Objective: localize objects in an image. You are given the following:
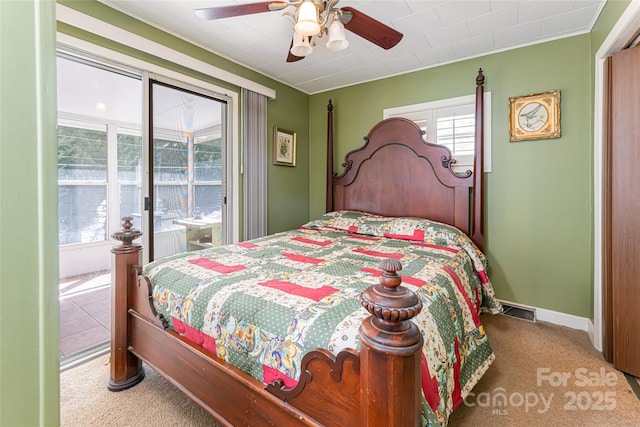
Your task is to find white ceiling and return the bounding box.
[57,56,223,130]
[99,0,606,94]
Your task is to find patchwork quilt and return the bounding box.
[144,210,502,426]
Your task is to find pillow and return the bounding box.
[301,211,502,314]
[302,210,378,234]
[302,211,488,273]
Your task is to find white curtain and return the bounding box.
[242,89,267,240]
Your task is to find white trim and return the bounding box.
[106,122,119,237]
[383,92,492,173]
[499,299,592,333]
[537,309,593,333]
[141,72,151,264]
[55,3,275,99]
[58,111,139,132]
[56,34,236,102]
[587,319,595,347]
[593,0,640,352]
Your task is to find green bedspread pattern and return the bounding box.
[144,211,502,425]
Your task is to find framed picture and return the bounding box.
[273,127,296,166]
[509,90,561,142]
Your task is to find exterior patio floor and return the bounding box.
[59,271,111,362]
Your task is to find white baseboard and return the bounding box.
[498,299,594,335]
[586,319,596,350]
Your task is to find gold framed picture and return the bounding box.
[273,127,296,166]
[509,90,561,142]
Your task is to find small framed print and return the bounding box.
[273,127,296,166]
[509,90,561,142]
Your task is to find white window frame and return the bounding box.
[383,93,492,173]
[58,113,144,245]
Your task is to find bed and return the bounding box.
[108,68,499,426]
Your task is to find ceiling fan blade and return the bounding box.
[287,52,306,62]
[341,7,403,50]
[286,37,306,63]
[195,2,279,20]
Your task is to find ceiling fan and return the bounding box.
[195,0,403,62]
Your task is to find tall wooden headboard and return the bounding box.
[326,69,485,249]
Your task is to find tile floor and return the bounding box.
[59,271,111,361]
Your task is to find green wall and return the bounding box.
[0,0,631,425]
[58,0,310,236]
[0,0,60,425]
[308,0,632,318]
[310,34,596,319]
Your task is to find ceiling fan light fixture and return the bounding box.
[325,15,349,52]
[294,0,321,37]
[290,31,313,57]
[194,1,404,63]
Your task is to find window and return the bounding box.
[57,54,143,248]
[384,93,491,174]
[194,135,223,221]
[57,120,145,245]
[57,122,109,245]
[150,134,223,230]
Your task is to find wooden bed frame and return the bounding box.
[109,69,486,426]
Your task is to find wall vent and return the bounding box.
[500,303,536,322]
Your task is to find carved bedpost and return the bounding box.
[358,259,423,426]
[326,99,334,212]
[108,217,145,391]
[472,68,485,250]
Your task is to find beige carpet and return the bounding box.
[449,315,640,426]
[61,314,640,426]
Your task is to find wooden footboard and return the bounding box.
[109,218,423,426]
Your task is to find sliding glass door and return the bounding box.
[147,80,227,261]
[56,49,234,361]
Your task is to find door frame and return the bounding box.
[593,0,640,352]
[143,73,233,262]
